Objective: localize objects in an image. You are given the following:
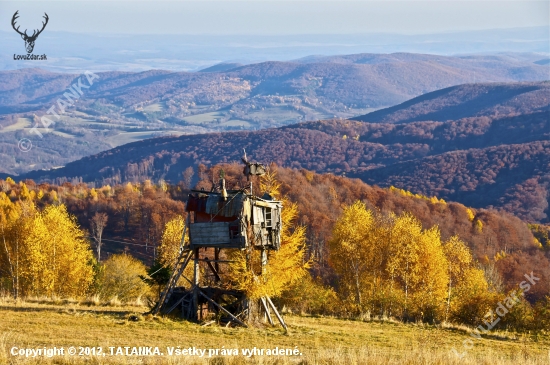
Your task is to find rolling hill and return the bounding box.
[0,54,548,176]
[17,81,550,222]
[352,81,550,123]
[352,141,550,222]
[2,54,547,111]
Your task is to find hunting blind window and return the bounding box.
[265,208,272,228]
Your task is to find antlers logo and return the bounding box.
[12,11,49,54]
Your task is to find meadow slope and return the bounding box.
[1,299,549,365]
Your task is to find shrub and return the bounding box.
[279,275,338,315]
[95,254,150,303]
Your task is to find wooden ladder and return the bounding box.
[152,247,193,315]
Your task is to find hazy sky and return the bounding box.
[0,1,547,35]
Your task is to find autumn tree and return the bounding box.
[0,192,24,297]
[17,204,94,297]
[328,201,380,313]
[115,183,139,234]
[90,212,108,262]
[329,202,449,321]
[1,189,95,299]
[158,215,186,266]
[442,235,490,322]
[402,222,448,322]
[182,166,195,190]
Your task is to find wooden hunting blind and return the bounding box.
[152,153,287,330]
[187,190,282,250]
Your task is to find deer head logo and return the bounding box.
[12,11,49,54]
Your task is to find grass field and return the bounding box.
[143,103,164,112]
[0,118,32,133]
[183,112,225,125]
[246,106,305,124]
[0,298,549,365]
[105,131,187,147]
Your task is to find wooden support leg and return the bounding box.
[266,296,288,331]
[205,258,221,281]
[260,297,274,326]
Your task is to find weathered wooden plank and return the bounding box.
[192,233,230,240]
[195,235,231,241]
[192,231,230,237]
[192,234,230,240]
[192,242,244,248]
[191,223,230,229]
[193,236,230,242]
[196,236,229,242]
[153,249,193,315]
[192,240,230,244]
[190,222,230,229]
[253,200,282,208]
[191,227,230,234]
[193,222,229,226]
[190,222,231,246]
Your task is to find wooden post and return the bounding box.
[192,247,200,321]
[214,248,220,277]
[266,296,288,331]
[261,297,274,325]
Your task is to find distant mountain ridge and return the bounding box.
[1,27,548,73]
[353,81,550,123]
[198,63,244,73]
[1,53,548,109]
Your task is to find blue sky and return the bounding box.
[0,1,547,35]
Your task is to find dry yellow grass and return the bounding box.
[0,297,549,364]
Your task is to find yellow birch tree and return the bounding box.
[227,169,309,299]
[328,201,380,313]
[18,205,94,298]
